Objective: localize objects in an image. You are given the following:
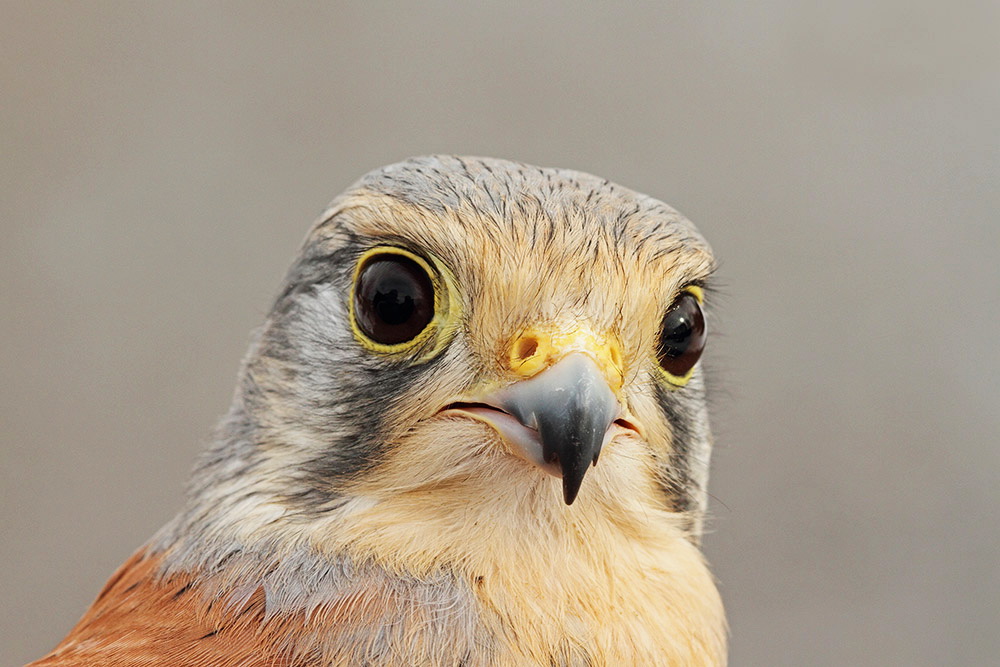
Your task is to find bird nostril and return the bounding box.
[514,336,539,361]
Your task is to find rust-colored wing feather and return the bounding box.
[29,551,303,667]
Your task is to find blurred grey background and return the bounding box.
[2,2,998,665]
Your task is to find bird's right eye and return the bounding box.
[352,250,437,348]
[656,286,707,386]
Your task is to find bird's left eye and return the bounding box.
[353,252,436,346]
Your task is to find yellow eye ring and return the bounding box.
[656,285,706,387]
[684,284,705,304]
[349,246,460,362]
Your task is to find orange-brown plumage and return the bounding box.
[34,551,447,666]
[31,551,288,666]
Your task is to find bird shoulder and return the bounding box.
[28,550,304,666]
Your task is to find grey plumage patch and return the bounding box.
[654,374,712,524]
[351,155,712,265]
[152,538,488,665]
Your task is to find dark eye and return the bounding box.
[354,253,435,345]
[656,290,706,380]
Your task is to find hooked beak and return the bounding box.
[443,352,632,504]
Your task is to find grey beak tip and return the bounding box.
[562,476,583,505]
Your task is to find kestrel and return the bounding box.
[32,156,726,666]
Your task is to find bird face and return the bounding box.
[237,157,716,539]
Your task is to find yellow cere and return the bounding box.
[508,325,625,391]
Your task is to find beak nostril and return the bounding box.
[514,336,539,361]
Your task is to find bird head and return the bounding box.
[173,156,717,569]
